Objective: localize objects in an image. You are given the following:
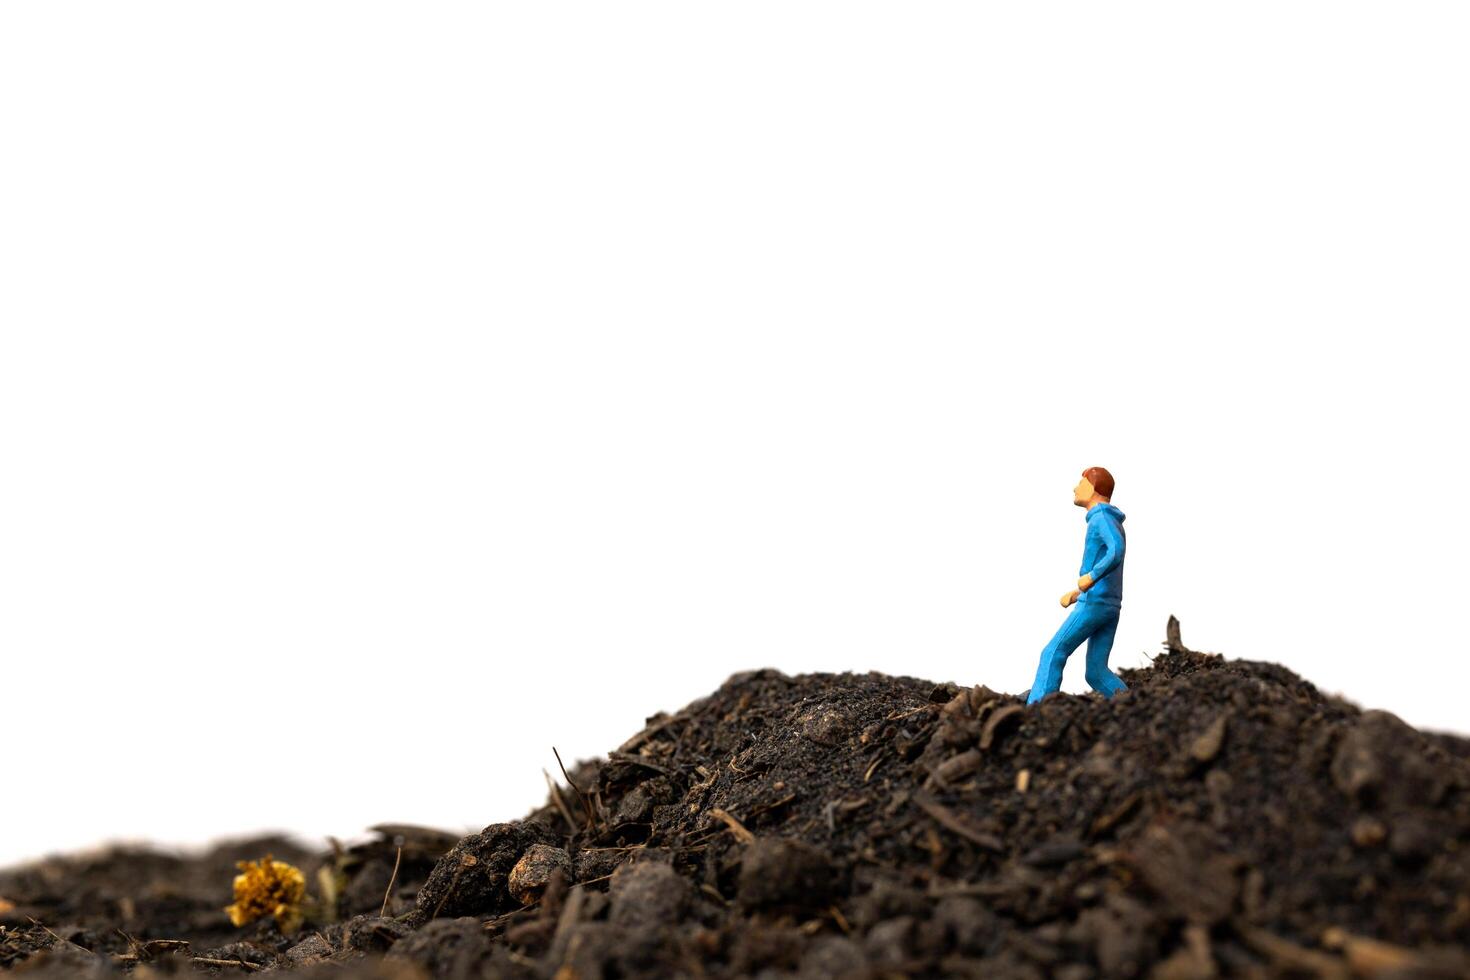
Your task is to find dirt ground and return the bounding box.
[4,619,1469,978]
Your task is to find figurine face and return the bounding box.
[1072,476,1095,507]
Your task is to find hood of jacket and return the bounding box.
[1086,502,1125,524]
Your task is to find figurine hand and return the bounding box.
[1061,590,1080,608]
[1078,573,1094,591]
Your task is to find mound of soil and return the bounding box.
[4,621,1470,978]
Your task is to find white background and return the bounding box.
[2,3,1466,869]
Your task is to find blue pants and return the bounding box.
[1028,601,1128,705]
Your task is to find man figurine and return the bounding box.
[1027,467,1130,705]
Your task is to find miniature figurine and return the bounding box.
[1026,467,1129,705]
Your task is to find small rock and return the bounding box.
[798,707,851,746]
[508,845,571,905]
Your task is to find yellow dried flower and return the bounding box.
[225,855,307,933]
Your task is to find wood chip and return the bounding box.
[1236,924,1347,979]
[1190,714,1229,763]
[1089,792,1141,837]
[1150,923,1215,980]
[979,704,1025,750]
[935,749,982,785]
[1320,926,1457,976]
[1166,615,1191,655]
[708,808,756,844]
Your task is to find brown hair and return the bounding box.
[1083,466,1115,499]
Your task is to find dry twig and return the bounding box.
[380,846,402,918]
[708,808,756,844]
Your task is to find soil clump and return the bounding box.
[4,622,1469,977]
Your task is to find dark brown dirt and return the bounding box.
[5,622,1470,978]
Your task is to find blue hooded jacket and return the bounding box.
[1077,502,1125,607]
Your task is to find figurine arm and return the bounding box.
[1082,519,1125,586]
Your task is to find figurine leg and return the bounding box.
[1082,609,1128,698]
[1028,603,1107,705]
